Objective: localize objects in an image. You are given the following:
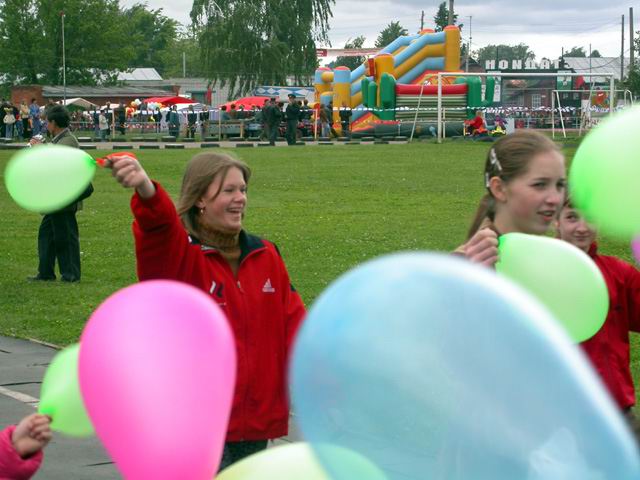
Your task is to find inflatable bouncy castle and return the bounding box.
[314,26,496,137]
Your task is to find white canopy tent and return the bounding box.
[60,97,98,109]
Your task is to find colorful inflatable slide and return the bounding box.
[314,26,495,137]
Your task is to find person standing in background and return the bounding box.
[28,105,93,282]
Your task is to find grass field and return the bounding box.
[1,142,639,392]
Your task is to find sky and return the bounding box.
[121,0,634,61]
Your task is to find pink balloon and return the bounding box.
[79,280,236,480]
[632,237,640,264]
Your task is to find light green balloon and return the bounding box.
[4,145,95,214]
[569,106,640,239]
[39,344,94,437]
[496,233,609,343]
[216,443,387,480]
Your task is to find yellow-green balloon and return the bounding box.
[39,344,94,437]
[569,106,640,239]
[216,443,386,480]
[496,233,608,342]
[4,145,95,213]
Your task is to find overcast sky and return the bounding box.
[121,0,634,60]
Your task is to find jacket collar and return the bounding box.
[192,230,265,261]
[52,128,70,144]
[588,242,598,257]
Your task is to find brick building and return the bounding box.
[11,84,178,108]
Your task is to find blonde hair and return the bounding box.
[467,130,561,239]
[176,152,251,239]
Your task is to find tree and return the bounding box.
[623,65,640,97]
[563,46,587,57]
[590,49,602,58]
[475,43,535,66]
[160,29,208,78]
[433,2,458,32]
[328,36,367,71]
[375,21,408,48]
[0,0,134,86]
[191,0,333,98]
[0,0,42,84]
[123,3,179,76]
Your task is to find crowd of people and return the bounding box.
[0,98,58,140]
[0,96,357,143]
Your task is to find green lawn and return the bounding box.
[1,142,638,391]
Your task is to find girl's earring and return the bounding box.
[199,207,205,214]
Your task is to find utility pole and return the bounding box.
[630,7,635,68]
[61,11,66,105]
[420,10,424,31]
[589,43,592,87]
[448,0,454,25]
[465,15,472,72]
[622,14,625,82]
[183,52,186,78]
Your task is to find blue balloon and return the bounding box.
[291,253,640,480]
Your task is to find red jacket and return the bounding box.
[0,426,43,480]
[581,243,640,410]
[131,183,306,441]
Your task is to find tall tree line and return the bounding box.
[0,0,203,89]
[191,0,334,97]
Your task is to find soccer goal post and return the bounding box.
[427,72,616,144]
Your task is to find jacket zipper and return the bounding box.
[228,248,264,440]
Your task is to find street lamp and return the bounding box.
[61,11,66,105]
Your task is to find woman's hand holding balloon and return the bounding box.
[463,228,499,267]
[108,154,155,199]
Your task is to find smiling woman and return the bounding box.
[107,151,306,470]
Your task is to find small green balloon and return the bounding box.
[569,106,640,239]
[496,233,609,343]
[39,344,94,437]
[216,443,386,480]
[4,145,95,214]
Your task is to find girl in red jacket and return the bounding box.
[0,413,52,479]
[109,152,306,470]
[556,200,640,438]
[456,130,566,265]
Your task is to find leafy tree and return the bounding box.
[590,49,601,58]
[563,46,587,57]
[160,28,208,78]
[0,0,134,85]
[123,3,179,75]
[191,0,333,98]
[475,43,535,66]
[623,65,640,97]
[375,21,408,48]
[433,2,458,32]
[330,36,367,70]
[0,0,42,83]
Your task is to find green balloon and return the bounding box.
[4,145,95,214]
[569,106,640,239]
[216,443,387,480]
[39,344,94,437]
[496,233,609,343]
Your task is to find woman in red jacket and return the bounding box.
[0,413,51,479]
[109,152,306,469]
[556,200,640,439]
